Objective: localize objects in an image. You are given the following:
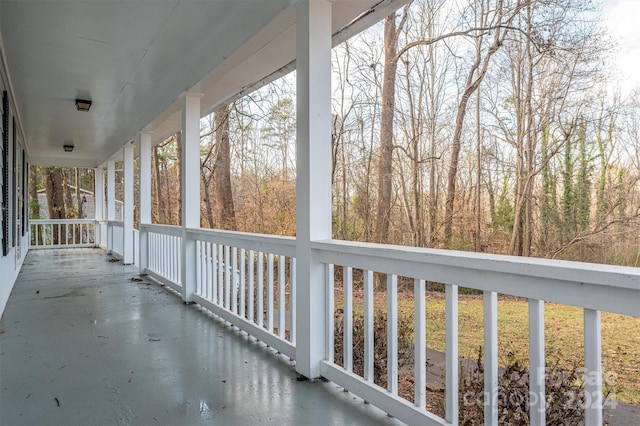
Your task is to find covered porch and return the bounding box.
[0,0,639,425]
[7,220,640,425]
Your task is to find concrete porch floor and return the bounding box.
[0,248,402,426]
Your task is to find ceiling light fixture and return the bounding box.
[75,98,92,112]
[63,144,74,152]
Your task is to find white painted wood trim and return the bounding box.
[94,167,104,221]
[188,228,295,257]
[248,250,255,322]
[138,132,152,274]
[319,361,448,426]
[106,159,116,253]
[325,263,335,362]
[180,92,201,303]
[445,284,459,423]
[414,278,426,409]
[363,269,374,383]
[294,0,333,379]
[193,294,296,359]
[529,299,545,426]
[484,291,498,426]
[387,274,398,395]
[584,309,603,426]
[141,223,183,237]
[344,266,353,373]
[311,240,640,316]
[123,143,134,265]
[278,254,286,339]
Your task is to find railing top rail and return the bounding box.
[187,227,296,257]
[311,239,640,317]
[30,219,97,224]
[107,220,125,227]
[141,223,183,237]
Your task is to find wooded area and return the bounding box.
[31,0,640,267]
[29,166,94,221]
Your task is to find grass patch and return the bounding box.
[336,289,640,406]
[408,292,640,405]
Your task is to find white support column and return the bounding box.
[94,167,105,247]
[180,92,202,303]
[106,159,116,253]
[94,167,104,221]
[123,142,134,265]
[107,159,116,221]
[295,0,332,379]
[138,132,152,274]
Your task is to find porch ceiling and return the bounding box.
[0,0,382,168]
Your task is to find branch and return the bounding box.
[393,143,441,163]
[395,27,490,61]
[549,209,640,259]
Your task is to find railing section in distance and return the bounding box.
[29,219,97,249]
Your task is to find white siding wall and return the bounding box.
[0,40,28,318]
[0,234,27,316]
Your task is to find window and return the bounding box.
[12,117,16,248]
[2,91,8,256]
[22,151,26,236]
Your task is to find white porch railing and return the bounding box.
[312,239,639,426]
[189,228,297,359]
[142,224,183,293]
[136,227,640,426]
[29,219,96,248]
[97,220,108,249]
[108,220,124,258]
[133,229,139,267]
[30,219,138,266]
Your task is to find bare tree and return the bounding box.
[44,167,65,244]
[443,0,518,247]
[214,104,237,230]
[375,11,404,243]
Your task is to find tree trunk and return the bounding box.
[202,177,216,228]
[29,166,42,245]
[163,151,172,224]
[428,108,438,244]
[341,123,348,240]
[508,4,535,256]
[426,8,440,246]
[44,167,66,244]
[539,118,553,252]
[443,2,504,247]
[374,13,399,244]
[175,133,182,226]
[63,168,74,218]
[474,89,482,252]
[403,58,423,247]
[214,105,236,230]
[75,168,83,219]
[153,145,165,224]
[29,166,40,219]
